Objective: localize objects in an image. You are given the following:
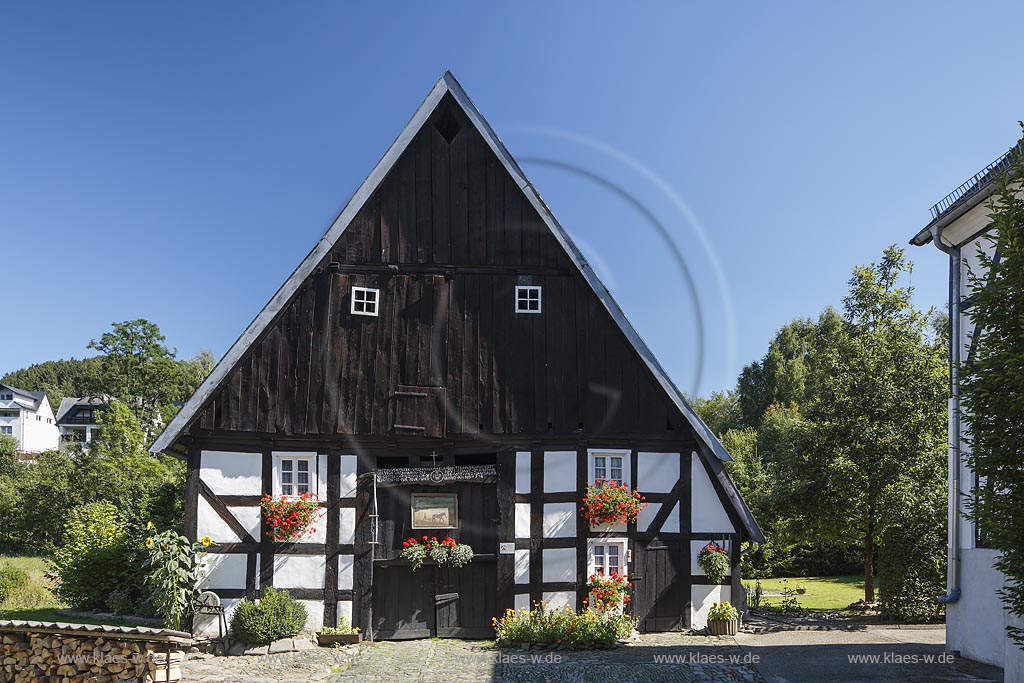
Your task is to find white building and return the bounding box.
[910,139,1024,677]
[0,383,58,454]
[55,397,104,446]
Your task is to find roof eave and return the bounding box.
[910,181,998,248]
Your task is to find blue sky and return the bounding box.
[2,2,1023,397]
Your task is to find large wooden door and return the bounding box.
[631,540,686,632]
[371,480,498,639]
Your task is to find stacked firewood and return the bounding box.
[0,632,175,683]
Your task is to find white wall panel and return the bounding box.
[691,453,735,533]
[514,549,530,585]
[273,555,325,590]
[542,503,575,538]
[637,452,679,493]
[542,548,575,583]
[515,451,531,494]
[515,503,531,539]
[543,451,576,493]
[200,451,262,495]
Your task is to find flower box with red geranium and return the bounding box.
[260,492,321,542]
[580,480,647,526]
[587,572,631,615]
[400,536,474,571]
[697,542,730,583]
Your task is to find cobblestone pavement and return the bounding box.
[181,635,765,683]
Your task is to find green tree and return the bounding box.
[0,357,102,406]
[959,140,1024,646]
[692,389,743,436]
[782,247,947,602]
[87,319,183,430]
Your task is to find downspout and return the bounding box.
[932,225,962,605]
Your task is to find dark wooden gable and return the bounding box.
[190,94,691,441]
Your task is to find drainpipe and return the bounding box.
[931,225,962,606]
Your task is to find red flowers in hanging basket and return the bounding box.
[697,542,730,583]
[260,492,321,542]
[580,480,647,525]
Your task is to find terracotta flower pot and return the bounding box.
[707,618,738,636]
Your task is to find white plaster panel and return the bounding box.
[637,502,679,534]
[637,452,679,493]
[200,553,249,591]
[339,507,356,545]
[542,591,576,611]
[319,456,328,497]
[514,549,530,585]
[193,597,240,639]
[543,451,576,493]
[200,451,262,496]
[690,539,731,576]
[515,503,531,539]
[516,451,531,494]
[338,554,354,590]
[337,600,353,625]
[273,554,325,590]
[197,496,242,544]
[294,507,328,544]
[691,453,735,533]
[542,548,576,583]
[340,455,358,498]
[691,584,730,631]
[228,506,262,541]
[298,600,324,632]
[542,503,576,538]
[514,593,530,612]
[590,521,627,533]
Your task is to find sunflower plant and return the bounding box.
[142,522,211,630]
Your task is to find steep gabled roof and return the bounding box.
[55,396,106,424]
[0,384,45,411]
[149,72,761,541]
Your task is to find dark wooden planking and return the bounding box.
[448,116,469,265]
[430,125,451,264]
[466,126,487,265]
[415,126,433,264]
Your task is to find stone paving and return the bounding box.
[181,634,765,683]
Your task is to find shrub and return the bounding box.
[879,510,945,622]
[0,564,29,605]
[50,502,130,609]
[143,524,210,630]
[231,588,308,643]
[493,604,634,649]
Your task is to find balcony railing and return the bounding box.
[60,415,97,425]
[930,143,1023,219]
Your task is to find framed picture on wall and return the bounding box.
[411,493,458,529]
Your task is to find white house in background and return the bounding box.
[910,138,1024,678]
[55,397,105,446]
[0,383,58,454]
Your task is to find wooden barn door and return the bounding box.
[391,275,448,437]
[631,540,686,632]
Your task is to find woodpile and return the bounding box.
[0,631,181,683]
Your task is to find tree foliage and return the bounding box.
[959,139,1024,645]
[0,357,103,407]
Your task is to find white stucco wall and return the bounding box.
[691,584,731,630]
[691,453,735,534]
[946,548,1004,666]
[200,451,263,495]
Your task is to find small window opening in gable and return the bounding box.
[435,108,462,144]
[515,286,542,314]
[351,287,379,317]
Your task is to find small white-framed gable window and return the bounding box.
[589,448,629,486]
[0,393,12,401]
[589,538,628,577]
[273,452,317,497]
[351,287,379,317]
[0,427,11,435]
[515,286,542,313]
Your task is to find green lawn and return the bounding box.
[746,575,865,613]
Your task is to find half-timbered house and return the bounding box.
[151,71,764,640]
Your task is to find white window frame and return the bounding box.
[588,448,630,487]
[515,286,542,314]
[0,426,11,435]
[588,538,629,577]
[0,394,12,401]
[272,452,318,498]
[351,287,380,317]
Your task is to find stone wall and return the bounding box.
[0,625,187,683]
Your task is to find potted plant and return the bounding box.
[317,616,362,646]
[587,572,631,615]
[697,542,730,583]
[707,601,739,636]
[260,492,322,542]
[580,480,647,526]
[400,536,474,571]
[796,583,808,595]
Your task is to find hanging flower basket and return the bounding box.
[697,542,730,583]
[260,492,321,542]
[401,536,474,571]
[587,572,631,614]
[580,480,647,525]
